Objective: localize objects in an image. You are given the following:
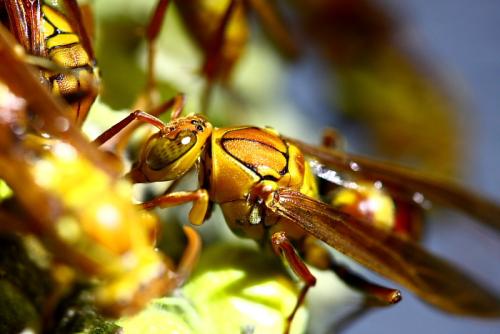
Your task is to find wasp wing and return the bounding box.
[4,0,95,64]
[287,137,500,232]
[267,187,500,317]
[3,0,44,56]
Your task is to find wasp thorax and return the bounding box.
[146,130,197,171]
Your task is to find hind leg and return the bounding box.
[271,231,316,334]
[303,237,401,332]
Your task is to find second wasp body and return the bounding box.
[2,0,98,125]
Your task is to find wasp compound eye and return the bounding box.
[146,131,197,171]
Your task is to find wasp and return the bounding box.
[93,103,500,333]
[0,0,99,127]
[140,0,298,112]
[0,0,187,128]
[0,24,201,326]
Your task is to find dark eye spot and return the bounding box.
[196,125,203,132]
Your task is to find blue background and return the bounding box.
[338,1,500,333]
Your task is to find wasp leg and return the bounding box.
[175,226,202,285]
[304,237,401,304]
[126,95,186,154]
[93,110,166,145]
[93,94,184,148]
[330,259,401,305]
[303,238,400,332]
[271,231,316,334]
[200,0,239,114]
[140,0,171,109]
[140,190,209,226]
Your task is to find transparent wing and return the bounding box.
[4,0,44,56]
[267,187,500,317]
[287,137,500,232]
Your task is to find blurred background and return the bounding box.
[90,0,500,333]
[340,1,500,333]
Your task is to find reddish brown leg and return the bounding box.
[328,259,400,332]
[92,110,167,146]
[113,94,186,154]
[271,231,316,334]
[200,0,239,114]
[304,238,401,305]
[168,93,186,120]
[329,258,401,305]
[145,0,171,106]
[141,189,209,226]
[92,91,184,148]
[303,238,400,331]
[175,226,202,283]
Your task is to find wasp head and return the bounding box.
[128,115,212,183]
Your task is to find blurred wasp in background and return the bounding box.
[93,95,500,333]
[0,13,201,333]
[137,0,298,113]
[0,0,184,159]
[0,0,99,126]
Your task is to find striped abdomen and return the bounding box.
[42,5,98,126]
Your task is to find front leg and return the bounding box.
[92,92,185,147]
[141,189,209,226]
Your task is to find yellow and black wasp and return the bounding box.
[1,0,98,126]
